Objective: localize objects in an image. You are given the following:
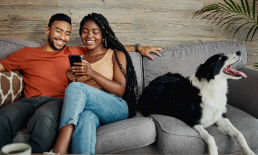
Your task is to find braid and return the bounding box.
[79,13,138,117]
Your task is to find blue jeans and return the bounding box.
[59,82,129,154]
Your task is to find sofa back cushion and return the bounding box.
[142,40,248,87]
[128,52,143,102]
[0,38,44,60]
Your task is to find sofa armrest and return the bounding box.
[227,67,258,119]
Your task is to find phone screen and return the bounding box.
[68,55,82,67]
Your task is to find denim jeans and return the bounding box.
[59,82,129,154]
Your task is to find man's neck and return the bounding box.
[42,44,62,52]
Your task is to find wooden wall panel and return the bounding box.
[0,0,257,68]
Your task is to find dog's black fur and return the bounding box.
[138,72,203,127]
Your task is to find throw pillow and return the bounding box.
[0,71,24,108]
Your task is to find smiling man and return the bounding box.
[0,13,162,153]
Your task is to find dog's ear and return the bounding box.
[195,64,203,82]
[206,72,214,81]
[196,64,216,82]
[206,63,216,81]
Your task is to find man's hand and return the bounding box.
[0,63,7,72]
[66,67,77,82]
[138,46,163,60]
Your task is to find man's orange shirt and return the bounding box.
[0,46,86,99]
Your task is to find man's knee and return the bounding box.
[27,100,62,132]
[27,100,63,153]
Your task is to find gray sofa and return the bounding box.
[0,37,258,154]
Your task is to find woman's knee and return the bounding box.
[77,110,100,128]
[65,82,82,92]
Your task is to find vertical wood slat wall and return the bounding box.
[0,0,257,68]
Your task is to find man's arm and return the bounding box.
[0,63,7,72]
[124,45,163,60]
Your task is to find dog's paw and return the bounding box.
[243,148,255,155]
[209,146,218,155]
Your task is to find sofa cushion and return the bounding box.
[151,104,258,154]
[13,117,156,154]
[128,52,143,102]
[0,71,24,108]
[143,40,247,87]
[0,38,44,60]
[95,117,156,154]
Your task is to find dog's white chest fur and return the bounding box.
[190,76,228,128]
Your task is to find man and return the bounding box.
[0,13,162,153]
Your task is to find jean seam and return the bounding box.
[69,84,83,122]
[90,114,98,154]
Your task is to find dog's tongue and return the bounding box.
[227,68,247,78]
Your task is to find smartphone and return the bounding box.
[68,55,82,67]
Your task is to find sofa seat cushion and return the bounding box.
[96,117,156,154]
[151,104,258,154]
[13,117,156,154]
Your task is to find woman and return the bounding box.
[47,13,139,154]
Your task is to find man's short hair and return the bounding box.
[48,13,71,28]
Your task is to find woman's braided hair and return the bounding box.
[79,13,138,117]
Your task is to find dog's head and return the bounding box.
[195,51,247,82]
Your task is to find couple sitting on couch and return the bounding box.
[0,13,163,154]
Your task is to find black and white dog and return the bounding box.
[138,51,255,155]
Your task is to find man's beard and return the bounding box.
[48,36,67,51]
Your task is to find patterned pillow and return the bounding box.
[0,71,24,108]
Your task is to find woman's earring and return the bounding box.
[105,38,107,47]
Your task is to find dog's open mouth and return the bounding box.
[223,59,247,78]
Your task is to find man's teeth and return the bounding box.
[56,40,64,44]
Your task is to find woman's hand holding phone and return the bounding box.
[72,60,94,78]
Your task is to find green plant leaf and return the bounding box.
[225,17,243,30]
[237,3,243,12]
[203,10,221,20]
[240,0,247,14]
[250,25,258,42]
[253,0,256,19]
[218,3,230,10]
[229,0,240,12]
[233,22,252,37]
[220,17,242,27]
[224,0,236,11]
[206,11,222,23]
[217,14,239,26]
[246,25,256,42]
[213,13,226,23]
[245,0,250,16]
